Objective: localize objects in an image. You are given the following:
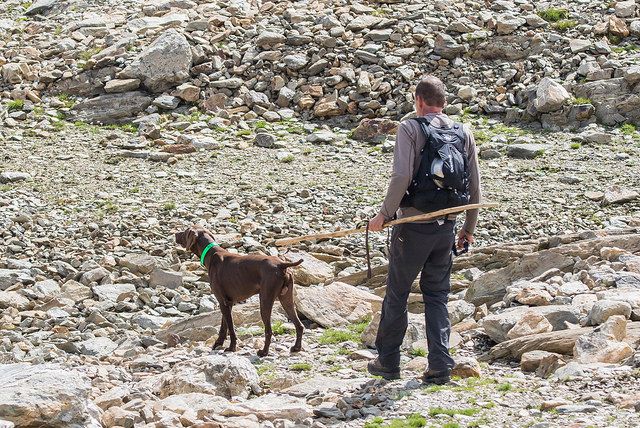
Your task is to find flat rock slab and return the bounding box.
[0,363,101,427]
[294,281,382,328]
[221,394,313,422]
[70,91,153,125]
[282,376,371,397]
[0,269,33,291]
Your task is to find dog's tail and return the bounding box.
[278,259,302,295]
[277,259,303,269]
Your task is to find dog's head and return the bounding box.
[175,225,212,253]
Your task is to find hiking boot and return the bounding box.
[422,368,451,385]
[367,358,400,380]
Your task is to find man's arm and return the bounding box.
[462,125,482,235]
[369,121,416,231]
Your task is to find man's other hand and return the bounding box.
[457,228,475,249]
[368,213,386,232]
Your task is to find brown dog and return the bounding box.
[175,225,304,357]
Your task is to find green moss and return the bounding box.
[78,47,101,62]
[497,382,512,392]
[620,123,637,135]
[410,348,427,357]
[6,99,24,111]
[272,320,290,336]
[538,8,569,22]
[105,123,137,133]
[364,414,426,428]
[319,317,370,345]
[289,362,311,372]
[162,202,176,211]
[57,94,75,109]
[279,154,295,163]
[570,142,581,149]
[254,120,268,129]
[573,97,592,105]
[236,129,252,137]
[612,44,639,53]
[428,407,479,417]
[553,20,578,32]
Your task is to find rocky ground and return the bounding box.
[2,0,640,427]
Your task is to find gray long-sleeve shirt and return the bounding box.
[379,113,482,234]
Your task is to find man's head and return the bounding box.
[415,76,446,116]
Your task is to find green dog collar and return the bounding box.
[200,242,219,266]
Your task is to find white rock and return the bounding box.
[0,364,101,427]
[534,77,570,113]
[221,394,313,422]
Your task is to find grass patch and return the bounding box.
[6,99,24,112]
[553,20,578,32]
[570,142,581,149]
[423,376,497,394]
[254,120,268,129]
[100,201,118,213]
[105,123,137,133]
[162,202,176,211]
[57,93,75,109]
[272,320,290,336]
[289,362,311,372]
[497,382,512,392]
[410,348,427,357]
[613,44,639,54]
[573,97,592,105]
[620,123,637,135]
[78,47,101,61]
[319,317,371,345]
[538,7,569,22]
[279,154,295,163]
[256,362,275,376]
[236,129,252,137]
[364,414,426,428]
[442,424,460,428]
[429,407,480,417]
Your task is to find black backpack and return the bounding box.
[400,117,470,213]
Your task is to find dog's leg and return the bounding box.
[258,293,276,357]
[219,303,237,352]
[212,315,227,350]
[279,275,304,353]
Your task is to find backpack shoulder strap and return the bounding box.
[411,117,433,149]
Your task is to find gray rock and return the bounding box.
[434,34,467,59]
[0,269,33,291]
[77,337,118,357]
[0,172,31,183]
[25,0,57,15]
[448,300,476,325]
[294,282,382,328]
[555,405,598,414]
[283,54,309,71]
[0,291,29,310]
[210,78,244,89]
[254,133,276,148]
[534,78,570,113]
[601,186,639,206]
[104,79,141,93]
[507,144,547,159]
[150,268,183,289]
[92,283,136,303]
[288,251,334,286]
[481,305,580,343]
[119,29,192,92]
[70,92,153,125]
[256,31,286,46]
[153,94,181,109]
[0,364,101,427]
[221,393,313,422]
[346,15,381,32]
[119,252,157,274]
[150,355,259,399]
[587,300,632,325]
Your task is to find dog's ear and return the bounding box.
[184,228,197,252]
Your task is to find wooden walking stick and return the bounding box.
[274,202,498,247]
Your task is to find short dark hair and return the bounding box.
[415,76,446,107]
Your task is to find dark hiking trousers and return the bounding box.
[375,221,456,371]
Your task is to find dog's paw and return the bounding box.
[212,342,224,350]
[290,345,302,353]
[257,349,269,357]
[224,346,236,352]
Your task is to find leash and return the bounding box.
[365,222,372,279]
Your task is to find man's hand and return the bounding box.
[457,228,475,250]
[368,213,386,232]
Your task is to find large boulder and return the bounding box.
[587,300,632,325]
[294,281,382,328]
[119,29,193,92]
[221,394,313,422]
[481,305,580,343]
[465,250,575,306]
[149,355,259,399]
[70,92,153,124]
[574,316,634,364]
[534,78,570,113]
[0,364,102,427]
[362,311,425,349]
[288,252,334,286]
[351,118,399,143]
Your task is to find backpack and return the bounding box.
[399,117,470,213]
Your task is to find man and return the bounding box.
[367,75,481,384]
